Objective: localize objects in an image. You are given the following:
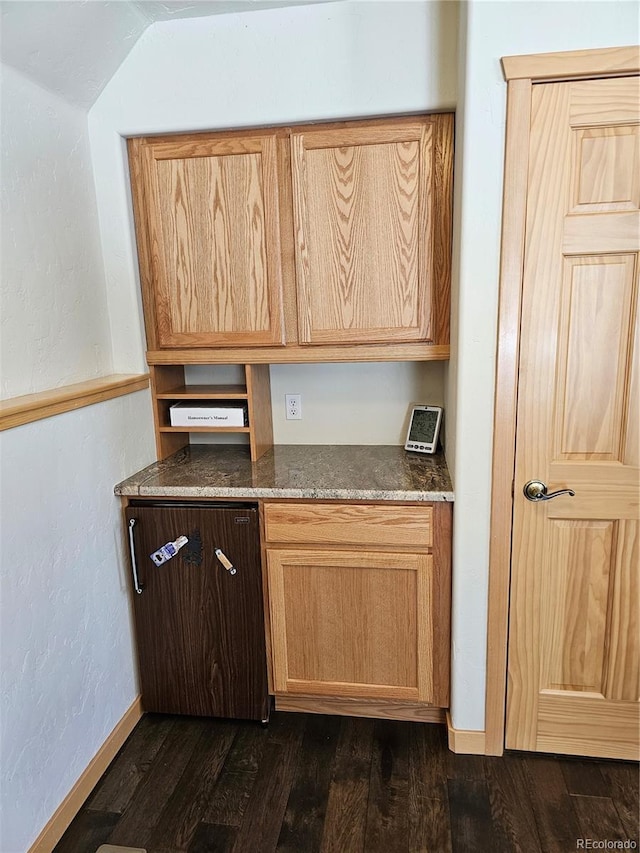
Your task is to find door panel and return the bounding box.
[266,548,436,703]
[291,119,433,345]
[543,519,614,693]
[126,504,269,720]
[506,75,640,758]
[139,134,284,348]
[570,125,639,213]
[556,255,636,460]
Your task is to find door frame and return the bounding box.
[484,44,640,756]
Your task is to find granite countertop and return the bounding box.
[114,445,454,502]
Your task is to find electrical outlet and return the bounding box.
[285,393,302,420]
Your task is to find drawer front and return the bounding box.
[263,502,432,549]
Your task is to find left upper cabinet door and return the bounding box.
[128,133,285,348]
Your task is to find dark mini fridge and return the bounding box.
[125,501,269,722]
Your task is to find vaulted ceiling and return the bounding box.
[1,0,332,108]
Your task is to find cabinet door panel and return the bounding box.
[291,120,433,345]
[267,548,436,702]
[134,134,284,348]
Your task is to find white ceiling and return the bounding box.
[1,0,332,108]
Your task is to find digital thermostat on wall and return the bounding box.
[404,405,443,454]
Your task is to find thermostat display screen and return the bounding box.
[408,409,439,443]
[404,405,442,454]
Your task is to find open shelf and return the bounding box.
[155,384,248,400]
[159,426,251,433]
[150,364,272,462]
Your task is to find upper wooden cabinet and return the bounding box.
[128,132,285,349]
[128,115,453,362]
[292,119,437,345]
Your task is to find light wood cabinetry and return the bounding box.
[263,501,451,708]
[150,362,273,461]
[291,118,446,346]
[128,114,453,364]
[128,131,285,350]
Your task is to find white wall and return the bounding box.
[0,66,155,852]
[186,361,446,446]
[0,394,154,853]
[448,0,638,731]
[1,65,113,398]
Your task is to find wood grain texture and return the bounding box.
[432,502,452,708]
[520,757,581,853]
[274,694,445,722]
[149,362,272,462]
[147,722,237,851]
[483,752,541,853]
[54,711,638,852]
[276,132,300,346]
[556,255,636,459]
[130,132,284,349]
[605,520,639,701]
[267,548,434,702]
[569,75,640,125]
[106,717,210,848]
[485,77,533,757]
[0,374,149,431]
[128,136,161,350]
[364,720,410,853]
[563,211,640,253]
[431,113,454,346]
[146,342,451,364]
[506,74,640,759]
[570,125,639,214]
[446,779,501,853]
[543,520,614,693]
[291,117,434,346]
[126,505,269,721]
[319,717,374,853]
[446,712,487,756]
[263,501,433,548]
[155,384,248,399]
[245,363,273,461]
[86,714,174,815]
[276,714,340,853]
[501,44,640,81]
[258,501,275,695]
[230,718,304,853]
[150,365,188,460]
[536,693,639,759]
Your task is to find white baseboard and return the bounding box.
[28,696,143,853]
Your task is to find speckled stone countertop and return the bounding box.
[114,445,453,502]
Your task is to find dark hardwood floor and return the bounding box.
[54,711,639,853]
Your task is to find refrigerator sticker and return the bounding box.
[150,535,188,566]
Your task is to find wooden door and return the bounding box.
[506,76,640,759]
[126,504,269,721]
[129,133,284,348]
[266,548,441,703]
[291,118,440,346]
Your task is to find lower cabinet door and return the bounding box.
[266,548,436,703]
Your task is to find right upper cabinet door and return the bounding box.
[291,116,452,346]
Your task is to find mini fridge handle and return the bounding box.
[128,518,144,594]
